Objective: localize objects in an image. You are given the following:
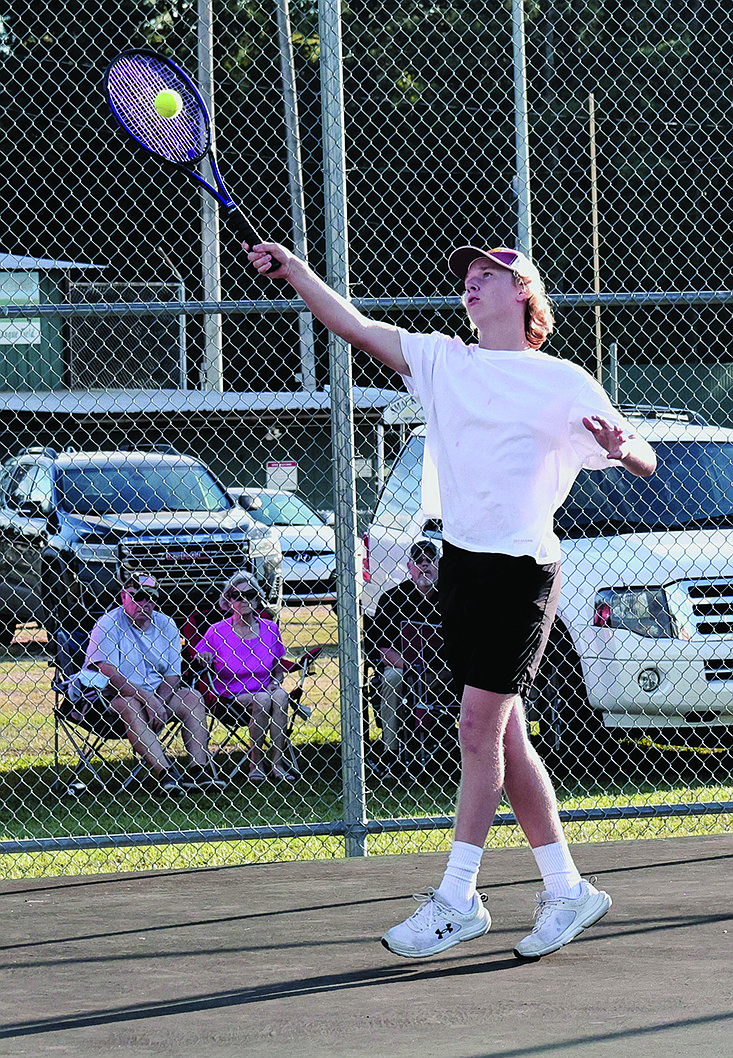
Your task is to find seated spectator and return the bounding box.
[83,572,223,795]
[372,539,443,774]
[194,571,294,782]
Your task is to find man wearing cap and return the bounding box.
[245,239,656,961]
[83,572,223,794]
[370,538,444,774]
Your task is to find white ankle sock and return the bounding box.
[532,840,583,898]
[437,841,484,912]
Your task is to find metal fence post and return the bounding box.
[275,0,317,393]
[318,0,367,857]
[197,0,224,392]
[512,0,532,257]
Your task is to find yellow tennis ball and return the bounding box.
[154,89,183,119]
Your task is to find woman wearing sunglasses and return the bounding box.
[194,571,293,781]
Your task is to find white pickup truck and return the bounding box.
[362,406,733,757]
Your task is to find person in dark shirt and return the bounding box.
[372,539,443,772]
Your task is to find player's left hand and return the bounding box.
[583,415,635,461]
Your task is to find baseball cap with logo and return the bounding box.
[447,245,540,285]
[409,539,439,562]
[121,572,159,598]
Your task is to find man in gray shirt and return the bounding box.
[85,572,223,794]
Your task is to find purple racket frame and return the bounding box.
[103,47,279,265]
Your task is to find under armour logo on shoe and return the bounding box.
[435,923,455,939]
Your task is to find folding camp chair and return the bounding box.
[52,624,183,796]
[399,620,459,772]
[180,605,321,780]
[361,611,384,741]
[198,647,322,780]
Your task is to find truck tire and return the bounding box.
[0,613,16,649]
[529,623,616,780]
[41,562,77,641]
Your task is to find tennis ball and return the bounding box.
[154,89,183,119]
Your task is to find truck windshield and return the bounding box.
[377,436,733,537]
[556,441,733,536]
[247,493,325,527]
[57,463,231,515]
[374,434,424,530]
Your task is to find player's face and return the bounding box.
[463,259,524,324]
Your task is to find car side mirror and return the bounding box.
[237,494,262,511]
[17,499,45,518]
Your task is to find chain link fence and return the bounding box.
[0,0,731,877]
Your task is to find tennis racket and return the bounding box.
[103,48,281,272]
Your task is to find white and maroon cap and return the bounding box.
[448,245,540,284]
[121,572,159,596]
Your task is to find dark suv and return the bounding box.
[0,446,283,644]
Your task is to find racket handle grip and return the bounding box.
[226,209,282,275]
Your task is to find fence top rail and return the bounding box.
[2,290,733,319]
[0,385,405,416]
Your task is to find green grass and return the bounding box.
[0,611,731,879]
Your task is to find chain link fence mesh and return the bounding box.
[0,0,731,877]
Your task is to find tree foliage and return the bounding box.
[0,0,730,379]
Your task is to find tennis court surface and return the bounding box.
[0,833,730,1058]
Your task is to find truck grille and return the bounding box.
[283,550,334,563]
[704,659,733,681]
[286,577,336,597]
[120,536,249,589]
[687,580,733,636]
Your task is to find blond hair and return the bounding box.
[517,273,554,349]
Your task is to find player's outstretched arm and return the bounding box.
[583,416,657,477]
[246,241,409,376]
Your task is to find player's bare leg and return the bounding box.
[382,687,610,959]
[381,685,514,958]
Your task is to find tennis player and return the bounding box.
[246,239,656,960]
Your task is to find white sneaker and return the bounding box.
[381,888,491,959]
[513,879,612,960]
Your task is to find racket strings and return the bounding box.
[106,53,208,166]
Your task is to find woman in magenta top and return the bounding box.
[195,571,292,781]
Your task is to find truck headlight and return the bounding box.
[593,587,674,639]
[248,527,281,559]
[72,541,119,563]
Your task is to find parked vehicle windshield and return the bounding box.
[374,434,424,529]
[376,436,733,536]
[248,493,326,527]
[556,441,733,536]
[57,463,231,515]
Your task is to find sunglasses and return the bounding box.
[128,591,158,603]
[229,588,259,602]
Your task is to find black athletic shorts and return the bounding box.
[438,540,561,696]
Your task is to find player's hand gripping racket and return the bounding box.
[103,48,281,272]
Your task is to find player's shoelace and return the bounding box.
[407,887,486,925]
[408,888,442,924]
[528,891,557,932]
[528,875,597,933]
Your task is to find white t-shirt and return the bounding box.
[84,606,182,694]
[398,329,633,563]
